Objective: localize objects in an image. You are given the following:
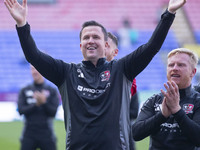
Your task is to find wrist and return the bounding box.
[167,8,176,14]
[171,106,181,114]
[17,20,26,27]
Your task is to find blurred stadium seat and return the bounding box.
[0,0,199,102]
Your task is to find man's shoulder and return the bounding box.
[22,83,34,89]
[149,93,163,100]
[193,84,200,93]
[191,86,200,101]
[143,93,163,107]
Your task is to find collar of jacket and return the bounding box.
[179,85,192,99]
[82,58,107,69]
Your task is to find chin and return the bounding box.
[170,78,179,83]
[87,55,96,59]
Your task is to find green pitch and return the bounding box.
[0,121,149,150]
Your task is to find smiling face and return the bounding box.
[167,53,196,89]
[80,26,108,66]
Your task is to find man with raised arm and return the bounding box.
[4,0,186,149]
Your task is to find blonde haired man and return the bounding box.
[132,48,200,150]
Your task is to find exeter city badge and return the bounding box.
[183,104,194,114]
[100,71,110,81]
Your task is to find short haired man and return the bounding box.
[4,0,186,149]
[106,32,139,150]
[132,48,200,150]
[18,65,59,150]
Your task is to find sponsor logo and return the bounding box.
[161,123,179,128]
[77,85,83,91]
[160,123,181,133]
[27,98,36,104]
[154,103,162,112]
[77,85,105,94]
[77,83,111,97]
[25,90,33,97]
[100,71,110,81]
[77,69,84,78]
[183,104,194,114]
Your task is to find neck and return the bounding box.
[35,78,44,84]
[85,58,99,67]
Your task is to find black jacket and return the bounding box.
[18,82,59,139]
[132,86,200,150]
[16,10,175,150]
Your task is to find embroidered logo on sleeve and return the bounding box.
[154,103,162,112]
[183,104,194,114]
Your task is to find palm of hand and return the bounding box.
[4,0,27,26]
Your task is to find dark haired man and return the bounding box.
[4,0,186,149]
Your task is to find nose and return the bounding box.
[172,64,179,70]
[88,37,94,43]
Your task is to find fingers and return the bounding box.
[4,0,19,10]
[178,0,187,7]
[22,0,27,8]
[182,0,187,5]
[164,82,170,94]
[4,0,12,9]
[167,81,175,95]
[162,97,167,106]
[168,0,187,14]
[161,82,172,97]
[171,81,179,94]
[179,0,187,9]
[161,81,181,114]
[165,81,178,95]
[161,81,178,98]
[10,0,14,5]
[161,89,166,96]
[161,97,172,118]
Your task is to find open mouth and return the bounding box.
[87,46,96,50]
[171,74,180,78]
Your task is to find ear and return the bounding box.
[105,41,109,48]
[191,68,197,77]
[113,48,119,57]
[80,43,82,50]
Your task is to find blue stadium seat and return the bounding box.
[0,30,179,101]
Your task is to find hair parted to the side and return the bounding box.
[168,48,199,68]
[107,32,118,47]
[79,20,108,41]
